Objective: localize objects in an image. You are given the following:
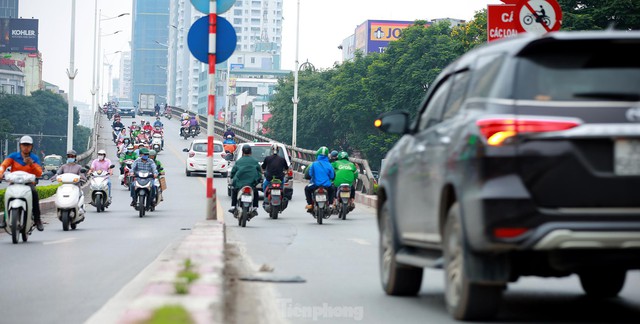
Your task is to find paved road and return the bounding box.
[224,177,640,323]
[0,115,213,324]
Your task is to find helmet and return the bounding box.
[126,144,134,150]
[19,135,33,145]
[67,149,77,156]
[226,135,232,139]
[317,146,329,156]
[149,149,157,157]
[330,150,339,158]
[146,121,150,125]
[98,149,107,155]
[156,117,160,120]
[241,144,252,154]
[338,151,349,160]
[271,143,280,155]
[139,148,149,155]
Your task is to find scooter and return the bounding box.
[54,172,86,231]
[164,108,172,120]
[150,174,164,210]
[112,126,123,143]
[133,171,154,217]
[234,186,256,227]
[119,159,135,188]
[89,166,114,212]
[151,133,163,152]
[336,183,352,220]
[310,186,331,225]
[2,171,37,244]
[263,178,288,219]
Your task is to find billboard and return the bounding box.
[0,19,38,53]
[361,20,427,54]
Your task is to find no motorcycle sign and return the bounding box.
[488,0,562,42]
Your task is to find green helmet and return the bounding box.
[139,148,149,155]
[149,149,157,157]
[316,146,329,156]
[338,151,349,160]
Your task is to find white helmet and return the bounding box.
[271,143,279,155]
[98,149,107,155]
[19,135,33,145]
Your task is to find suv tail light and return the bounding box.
[287,169,293,177]
[476,118,581,146]
[189,151,195,158]
[494,227,528,239]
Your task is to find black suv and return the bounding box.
[376,31,640,321]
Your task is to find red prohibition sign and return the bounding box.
[515,0,563,33]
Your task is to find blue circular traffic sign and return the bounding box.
[188,16,237,64]
[191,0,236,14]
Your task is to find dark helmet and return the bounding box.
[242,145,252,154]
[330,150,339,159]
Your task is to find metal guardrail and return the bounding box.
[166,106,376,194]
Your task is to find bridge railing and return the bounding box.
[165,106,376,194]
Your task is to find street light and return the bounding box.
[292,0,300,147]
[91,3,129,115]
[95,30,122,106]
[66,0,77,151]
[102,51,121,102]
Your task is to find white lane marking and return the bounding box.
[43,237,77,245]
[348,238,371,246]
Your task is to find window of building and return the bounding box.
[251,57,255,63]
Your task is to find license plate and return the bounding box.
[316,194,326,202]
[241,195,253,202]
[340,192,350,198]
[271,189,281,195]
[614,139,640,175]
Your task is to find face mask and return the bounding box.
[141,155,149,161]
[99,155,105,160]
[67,158,76,163]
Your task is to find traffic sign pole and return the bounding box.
[206,0,217,220]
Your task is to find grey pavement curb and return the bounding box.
[118,210,226,323]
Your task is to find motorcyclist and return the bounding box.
[223,126,235,139]
[143,121,153,133]
[149,149,164,202]
[261,143,289,199]
[154,103,161,116]
[331,151,358,210]
[88,149,113,203]
[129,121,138,133]
[153,117,163,129]
[56,149,87,215]
[119,144,138,177]
[112,117,124,130]
[229,145,262,217]
[189,114,199,134]
[304,146,335,211]
[223,135,237,154]
[329,150,339,163]
[180,114,190,136]
[0,136,44,231]
[130,125,142,142]
[129,148,158,207]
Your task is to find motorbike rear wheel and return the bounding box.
[317,207,324,225]
[62,210,70,231]
[270,205,279,219]
[139,195,145,218]
[21,212,28,242]
[240,208,248,227]
[340,203,348,220]
[10,209,20,244]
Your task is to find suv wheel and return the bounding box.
[443,202,503,321]
[579,269,626,298]
[379,200,423,296]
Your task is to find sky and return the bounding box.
[22,0,503,104]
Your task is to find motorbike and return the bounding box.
[336,183,352,220]
[180,121,190,139]
[309,186,331,225]
[2,171,37,243]
[164,108,172,120]
[112,126,123,143]
[54,172,86,231]
[107,107,114,120]
[150,174,164,210]
[133,171,154,217]
[263,178,288,219]
[151,133,163,152]
[89,166,114,212]
[234,186,256,227]
[119,159,135,188]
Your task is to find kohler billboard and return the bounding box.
[0,18,38,53]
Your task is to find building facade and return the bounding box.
[131,0,169,105]
[0,64,24,95]
[0,0,18,18]
[118,51,131,99]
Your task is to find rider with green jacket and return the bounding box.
[119,144,138,176]
[331,151,358,209]
[229,145,262,216]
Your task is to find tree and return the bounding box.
[559,0,640,30]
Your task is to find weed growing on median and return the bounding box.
[174,258,200,295]
[144,305,194,324]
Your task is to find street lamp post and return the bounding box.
[66,0,77,151]
[292,0,300,147]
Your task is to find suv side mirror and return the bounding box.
[109,165,115,169]
[375,111,410,135]
[182,148,189,152]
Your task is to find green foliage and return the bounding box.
[558,0,640,30]
[173,258,200,295]
[0,183,61,211]
[0,91,90,157]
[144,305,194,324]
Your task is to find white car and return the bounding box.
[226,142,293,198]
[183,139,229,177]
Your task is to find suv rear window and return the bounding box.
[514,40,640,101]
[246,145,285,162]
[193,143,223,152]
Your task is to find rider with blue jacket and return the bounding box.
[304,146,335,211]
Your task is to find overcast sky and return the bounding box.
[22,0,502,104]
